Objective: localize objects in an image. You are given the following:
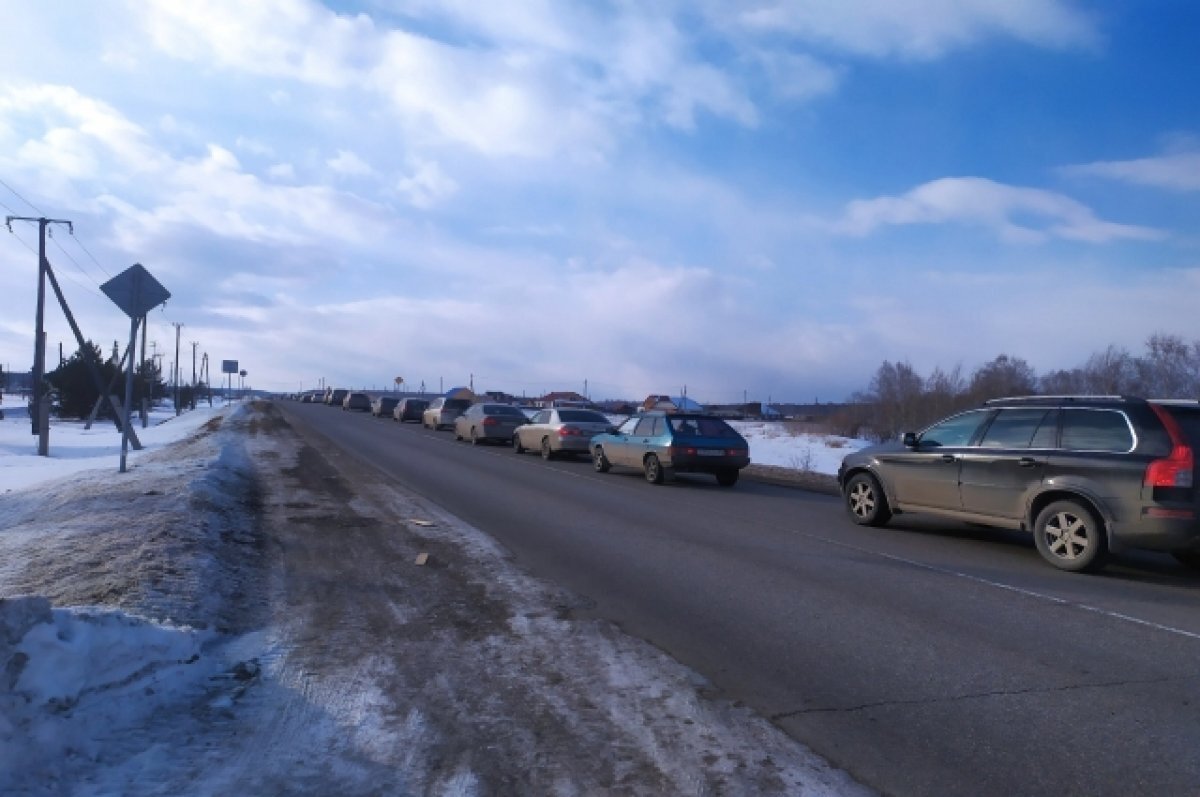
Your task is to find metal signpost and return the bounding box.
[100,263,171,473]
[222,360,238,404]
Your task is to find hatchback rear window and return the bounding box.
[1060,409,1134,452]
[669,417,739,438]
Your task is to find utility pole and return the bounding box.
[190,341,198,409]
[5,215,73,447]
[171,322,183,415]
[140,317,149,426]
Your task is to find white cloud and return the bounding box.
[326,149,373,177]
[235,136,275,157]
[396,159,457,209]
[837,177,1164,243]
[268,163,296,180]
[755,51,842,101]
[1062,151,1200,192]
[734,0,1100,60]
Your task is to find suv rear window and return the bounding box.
[1060,409,1134,452]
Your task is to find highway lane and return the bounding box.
[278,400,1200,796]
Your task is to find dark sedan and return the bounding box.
[393,398,429,423]
[454,403,529,445]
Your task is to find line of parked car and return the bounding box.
[297,387,1200,575]
[301,387,752,487]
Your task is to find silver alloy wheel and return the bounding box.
[1033,499,1107,572]
[1042,509,1091,561]
[848,480,876,519]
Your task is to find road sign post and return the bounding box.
[100,264,170,473]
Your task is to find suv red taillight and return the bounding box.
[1146,404,1194,488]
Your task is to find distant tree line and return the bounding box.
[831,332,1200,442]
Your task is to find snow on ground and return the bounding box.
[0,398,874,794]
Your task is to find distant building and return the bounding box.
[640,394,704,412]
[537,391,591,409]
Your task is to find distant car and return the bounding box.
[371,396,400,418]
[300,394,315,403]
[514,408,615,460]
[838,395,1200,573]
[393,398,429,423]
[326,388,348,406]
[342,392,371,411]
[454,403,529,445]
[423,397,473,430]
[590,411,750,486]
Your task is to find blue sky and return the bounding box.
[1,1,1197,404]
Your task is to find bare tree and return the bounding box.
[1081,345,1137,394]
[1136,333,1200,398]
[967,354,1037,404]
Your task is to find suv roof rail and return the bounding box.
[1148,398,1200,406]
[983,394,1141,405]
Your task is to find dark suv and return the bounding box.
[837,396,1200,573]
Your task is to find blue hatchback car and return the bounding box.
[590,411,750,486]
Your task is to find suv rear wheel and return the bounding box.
[1033,500,1109,573]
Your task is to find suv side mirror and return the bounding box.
[902,431,918,447]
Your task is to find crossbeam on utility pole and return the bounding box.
[5,215,73,452]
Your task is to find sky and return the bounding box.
[1,0,1197,404]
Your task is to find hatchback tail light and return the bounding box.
[557,426,586,437]
[482,417,500,427]
[1146,404,1195,488]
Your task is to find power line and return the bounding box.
[67,232,112,279]
[49,235,101,284]
[0,177,42,215]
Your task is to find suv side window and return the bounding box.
[1060,409,1134,452]
[1030,409,1059,448]
[979,408,1052,449]
[920,410,990,448]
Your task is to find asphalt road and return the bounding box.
[278,400,1200,797]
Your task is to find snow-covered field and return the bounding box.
[0,397,872,795]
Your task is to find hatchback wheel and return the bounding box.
[1034,500,1108,573]
[513,434,526,454]
[541,438,555,460]
[844,473,891,526]
[593,447,610,473]
[644,454,665,484]
[715,469,739,487]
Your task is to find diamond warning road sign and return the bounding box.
[100,263,171,318]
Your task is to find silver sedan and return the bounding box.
[513,408,616,460]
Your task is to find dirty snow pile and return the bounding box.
[0,400,253,793]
